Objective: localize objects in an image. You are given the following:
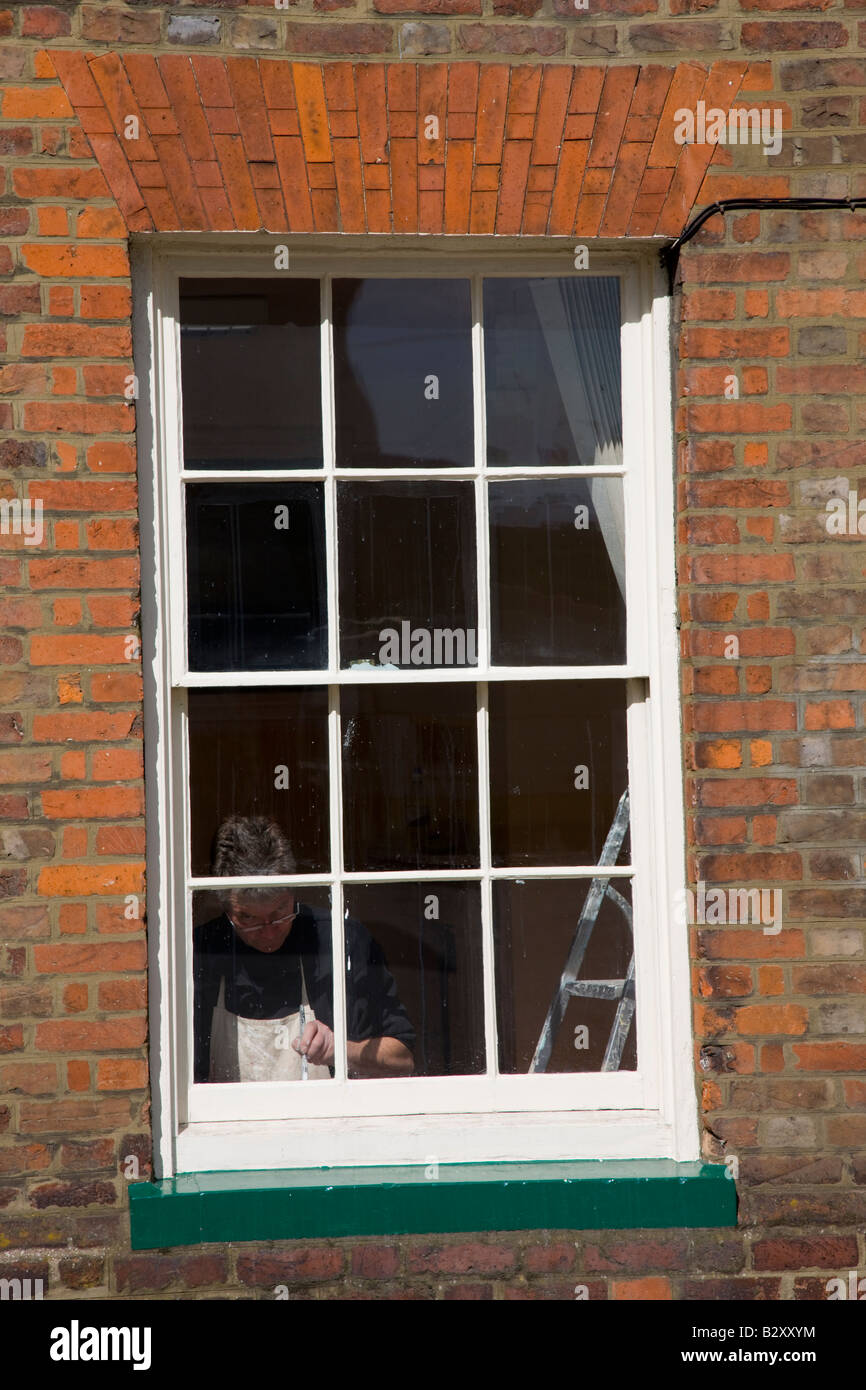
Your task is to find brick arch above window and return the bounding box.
[47,53,786,238]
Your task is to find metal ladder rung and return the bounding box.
[566,979,626,1000]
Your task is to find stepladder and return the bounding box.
[528,787,635,1074]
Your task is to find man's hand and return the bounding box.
[347,1037,414,1078]
[293,1024,413,1077]
[293,1018,335,1067]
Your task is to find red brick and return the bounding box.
[40,789,144,821]
[406,1241,516,1274]
[96,1059,148,1091]
[0,1063,57,1096]
[34,942,146,975]
[30,1180,117,1210]
[611,1276,672,1300]
[28,558,138,592]
[236,1248,344,1284]
[98,979,147,1011]
[115,1253,229,1293]
[37,862,144,896]
[2,86,74,120]
[522,1242,576,1274]
[795,1042,866,1071]
[351,1244,401,1277]
[35,1018,146,1052]
[754,1237,858,1272]
[459,23,565,53]
[284,23,394,55]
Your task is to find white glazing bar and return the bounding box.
[180,470,328,483]
[484,466,626,478]
[188,864,634,888]
[472,275,498,1083]
[328,685,348,1085]
[180,466,626,483]
[323,274,348,1087]
[477,682,498,1084]
[472,273,490,671]
[322,276,338,677]
[177,664,642,688]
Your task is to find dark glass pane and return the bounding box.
[494,879,636,1073]
[484,277,621,469]
[341,684,478,871]
[344,883,485,1077]
[179,278,322,470]
[338,481,477,669]
[333,279,473,469]
[489,680,630,867]
[489,479,625,665]
[186,483,326,671]
[192,886,333,1085]
[188,688,329,877]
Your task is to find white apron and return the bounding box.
[209,961,331,1083]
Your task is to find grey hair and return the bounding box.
[212,817,295,902]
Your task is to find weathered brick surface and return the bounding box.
[1,2,866,1303]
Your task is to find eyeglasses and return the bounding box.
[227,908,298,934]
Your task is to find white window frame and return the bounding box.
[133,236,697,1177]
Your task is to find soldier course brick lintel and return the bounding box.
[44,52,790,240]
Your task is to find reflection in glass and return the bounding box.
[489,479,625,666]
[333,279,473,469]
[494,878,636,1074]
[338,481,477,669]
[489,681,630,867]
[186,483,326,671]
[341,684,478,871]
[344,883,484,1076]
[188,688,329,876]
[179,278,322,470]
[484,277,622,469]
[193,883,333,1085]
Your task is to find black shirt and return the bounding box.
[193,903,415,1082]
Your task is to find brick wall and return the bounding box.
[1,2,866,1300]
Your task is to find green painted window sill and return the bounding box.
[128,1160,736,1249]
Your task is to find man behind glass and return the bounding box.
[194,815,415,1083]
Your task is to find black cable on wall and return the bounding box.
[661,196,866,291]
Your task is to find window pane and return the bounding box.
[186,483,326,671]
[333,279,473,469]
[188,688,330,876]
[341,684,479,871]
[193,885,334,1084]
[344,883,484,1078]
[338,481,477,669]
[179,278,322,471]
[489,479,625,665]
[489,680,630,867]
[494,879,636,1074]
[484,277,621,469]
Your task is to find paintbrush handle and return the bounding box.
[298,1003,308,1080]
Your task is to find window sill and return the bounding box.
[128,1160,736,1249]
